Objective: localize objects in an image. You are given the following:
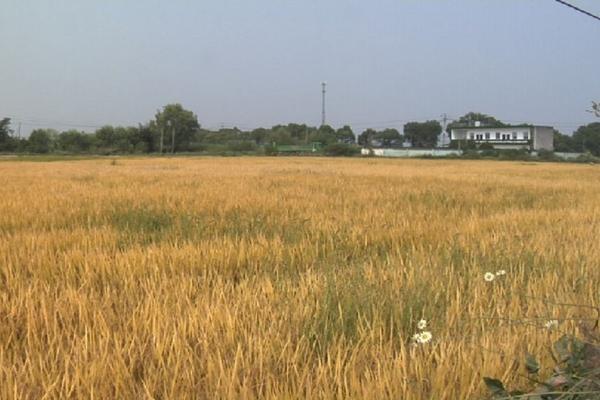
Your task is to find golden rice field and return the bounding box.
[0,156,599,399]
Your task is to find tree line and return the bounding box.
[1,105,599,156]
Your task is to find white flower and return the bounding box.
[544,320,559,330]
[417,319,427,330]
[484,272,496,282]
[412,331,433,345]
[496,270,507,276]
[418,331,433,344]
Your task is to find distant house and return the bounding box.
[450,125,554,151]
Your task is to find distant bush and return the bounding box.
[227,141,257,152]
[480,149,499,158]
[462,150,481,159]
[537,149,559,162]
[187,142,207,152]
[478,143,499,157]
[449,140,477,150]
[478,142,495,150]
[497,149,531,161]
[323,143,360,157]
[263,144,277,156]
[575,153,600,163]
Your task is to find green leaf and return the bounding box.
[483,377,509,397]
[568,337,586,369]
[509,390,526,396]
[525,353,540,374]
[553,335,571,363]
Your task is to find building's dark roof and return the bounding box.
[451,125,530,130]
[451,125,553,131]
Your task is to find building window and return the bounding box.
[469,133,474,140]
[523,132,529,140]
[485,132,490,140]
[496,132,501,140]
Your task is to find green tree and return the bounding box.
[0,118,12,143]
[323,143,360,156]
[113,126,141,153]
[375,128,402,147]
[249,128,270,145]
[309,124,337,144]
[95,126,117,150]
[335,125,355,144]
[0,118,19,151]
[28,129,55,153]
[588,101,600,118]
[269,126,295,145]
[553,130,577,153]
[136,124,155,153]
[449,112,507,129]
[58,130,93,152]
[358,129,377,146]
[155,104,200,152]
[403,121,442,148]
[572,122,600,156]
[286,124,309,141]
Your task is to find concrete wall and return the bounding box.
[555,152,585,160]
[363,148,586,160]
[533,126,554,151]
[362,148,462,158]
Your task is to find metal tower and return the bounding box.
[321,82,327,126]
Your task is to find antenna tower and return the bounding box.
[321,82,327,126]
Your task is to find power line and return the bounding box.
[345,116,441,127]
[4,113,593,134]
[7,116,106,129]
[11,120,103,129]
[552,0,600,22]
[6,115,140,130]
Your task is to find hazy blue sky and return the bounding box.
[1,0,599,135]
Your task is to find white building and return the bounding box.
[450,125,554,151]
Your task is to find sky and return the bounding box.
[1,0,599,136]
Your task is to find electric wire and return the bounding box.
[553,0,600,22]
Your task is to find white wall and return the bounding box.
[451,127,531,141]
[362,148,462,157]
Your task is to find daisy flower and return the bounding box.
[417,319,427,330]
[484,272,496,282]
[418,331,433,344]
[412,331,433,345]
[544,320,559,330]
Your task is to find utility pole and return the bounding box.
[17,123,22,139]
[159,126,164,154]
[321,82,327,127]
[159,126,165,155]
[171,124,175,154]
